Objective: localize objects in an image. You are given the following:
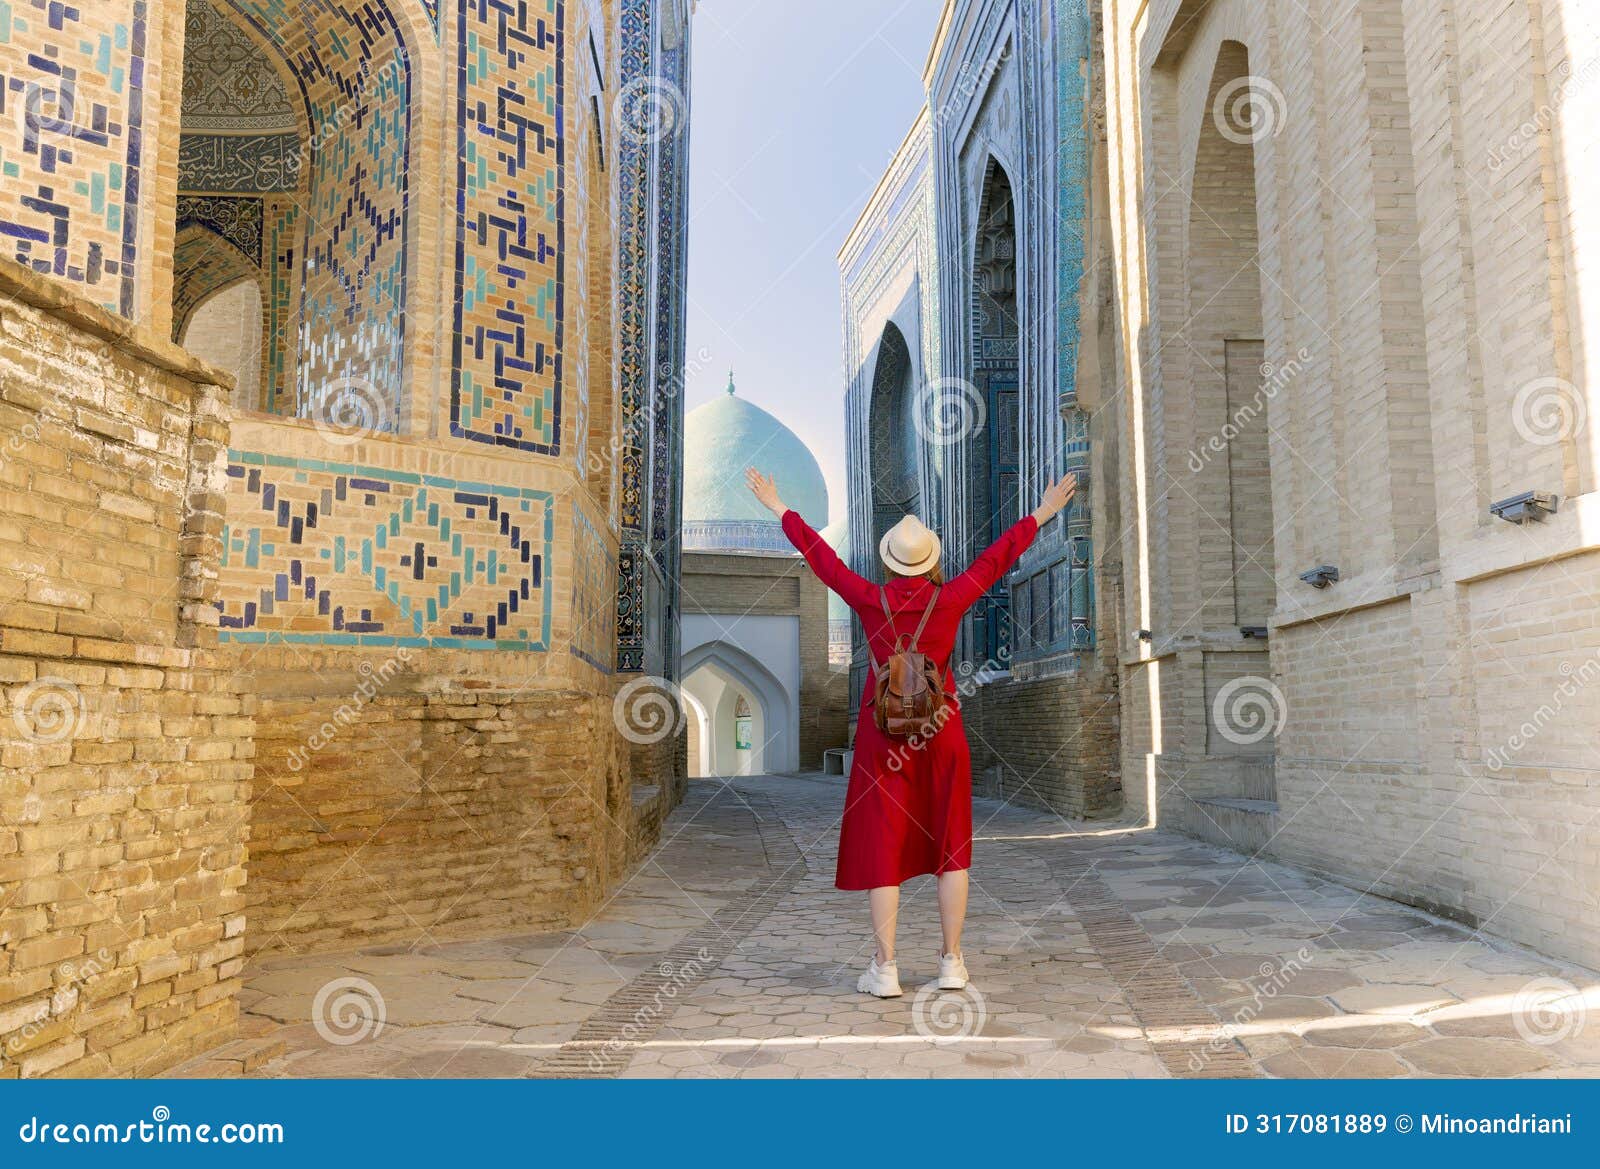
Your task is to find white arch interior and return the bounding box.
[679,686,713,778]
[680,638,797,775]
[181,279,262,409]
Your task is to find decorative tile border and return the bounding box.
[451,0,566,455]
[217,450,553,651]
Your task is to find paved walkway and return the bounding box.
[171,775,1600,1078]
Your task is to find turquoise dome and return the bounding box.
[684,374,829,552]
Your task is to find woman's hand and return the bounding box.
[1031,471,1078,526]
[745,467,788,517]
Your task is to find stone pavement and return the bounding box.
[169,775,1600,1079]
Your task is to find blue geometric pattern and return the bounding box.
[216,452,553,651]
[221,0,413,428]
[451,0,566,455]
[0,0,149,316]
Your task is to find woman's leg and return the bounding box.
[868,885,900,963]
[937,869,969,955]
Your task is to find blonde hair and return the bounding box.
[888,564,944,585]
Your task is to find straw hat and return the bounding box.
[879,515,941,576]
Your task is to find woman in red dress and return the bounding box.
[745,466,1078,997]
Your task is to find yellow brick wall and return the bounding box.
[0,263,248,1079]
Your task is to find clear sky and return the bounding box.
[682,0,948,528]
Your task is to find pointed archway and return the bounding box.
[681,639,798,775]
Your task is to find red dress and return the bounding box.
[781,509,1039,890]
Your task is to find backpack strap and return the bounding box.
[870,586,893,671]
[908,586,940,651]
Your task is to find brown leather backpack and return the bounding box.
[871,586,948,739]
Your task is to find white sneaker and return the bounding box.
[857,956,903,998]
[937,952,969,990]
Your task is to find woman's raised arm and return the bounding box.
[746,467,877,609]
[945,472,1077,609]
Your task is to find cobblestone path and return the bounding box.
[172,775,1600,1079]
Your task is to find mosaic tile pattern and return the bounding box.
[1054,0,1091,411]
[0,0,147,316]
[452,0,565,455]
[223,0,411,429]
[649,36,688,553]
[614,0,650,528]
[615,541,645,673]
[181,0,297,132]
[176,195,263,264]
[217,452,553,651]
[1050,0,1095,653]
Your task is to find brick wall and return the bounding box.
[1104,0,1600,966]
[965,671,1121,818]
[0,263,249,1079]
